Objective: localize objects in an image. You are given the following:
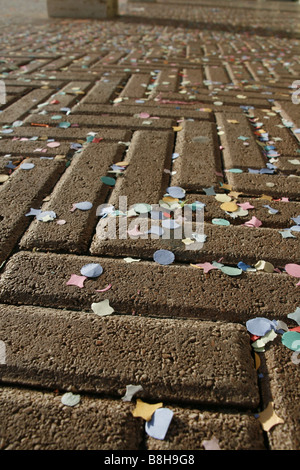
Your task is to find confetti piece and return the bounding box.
[220,201,239,212]
[279,230,295,239]
[190,262,218,273]
[258,402,284,431]
[153,249,175,265]
[254,260,274,273]
[128,225,144,237]
[121,385,143,402]
[101,176,116,186]
[287,307,300,325]
[285,263,300,278]
[47,141,60,148]
[66,274,87,288]
[282,331,300,351]
[95,284,112,293]
[80,263,103,278]
[61,392,80,407]
[73,201,93,211]
[124,257,141,263]
[246,317,276,337]
[91,299,114,317]
[254,352,261,370]
[20,162,35,170]
[215,193,231,203]
[145,408,174,440]
[57,219,66,225]
[0,174,9,183]
[166,186,186,199]
[134,203,152,214]
[161,219,181,230]
[220,266,243,276]
[212,218,230,226]
[244,216,262,228]
[252,329,277,351]
[203,186,216,196]
[36,210,56,222]
[132,399,163,421]
[202,436,221,450]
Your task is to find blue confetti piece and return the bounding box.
[80,263,103,278]
[153,249,175,265]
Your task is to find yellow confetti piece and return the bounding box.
[258,402,284,431]
[215,193,232,203]
[220,201,239,212]
[132,399,163,421]
[260,194,273,202]
[228,191,243,198]
[227,119,239,124]
[254,352,261,370]
[221,183,233,191]
[163,196,179,203]
[0,174,9,183]
[182,238,194,245]
[173,126,182,132]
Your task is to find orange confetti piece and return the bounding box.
[132,399,163,421]
[258,402,284,431]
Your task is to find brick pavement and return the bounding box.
[0,0,300,451]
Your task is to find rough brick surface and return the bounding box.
[0,0,299,451]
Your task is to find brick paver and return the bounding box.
[0,0,299,451]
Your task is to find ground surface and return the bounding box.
[0,0,299,452]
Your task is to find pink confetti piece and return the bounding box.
[244,216,262,228]
[138,112,150,119]
[191,262,218,273]
[127,225,144,237]
[47,141,60,148]
[285,264,300,278]
[95,284,112,293]
[66,274,87,288]
[238,202,255,210]
[57,219,66,225]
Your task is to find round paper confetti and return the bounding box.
[220,266,243,276]
[212,218,230,226]
[153,249,175,265]
[75,201,93,211]
[80,263,103,278]
[246,317,275,337]
[0,174,9,183]
[61,392,80,407]
[281,331,300,351]
[100,176,116,186]
[285,263,300,278]
[20,162,35,170]
[220,201,239,212]
[166,186,186,199]
[47,141,61,148]
[134,203,152,214]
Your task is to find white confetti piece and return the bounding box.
[91,299,114,317]
[61,392,80,407]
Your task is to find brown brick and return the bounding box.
[20,142,125,253]
[0,304,259,408]
[0,159,65,264]
[258,338,300,450]
[0,251,298,323]
[171,120,223,190]
[0,89,53,124]
[146,406,265,450]
[0,385,143,450]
